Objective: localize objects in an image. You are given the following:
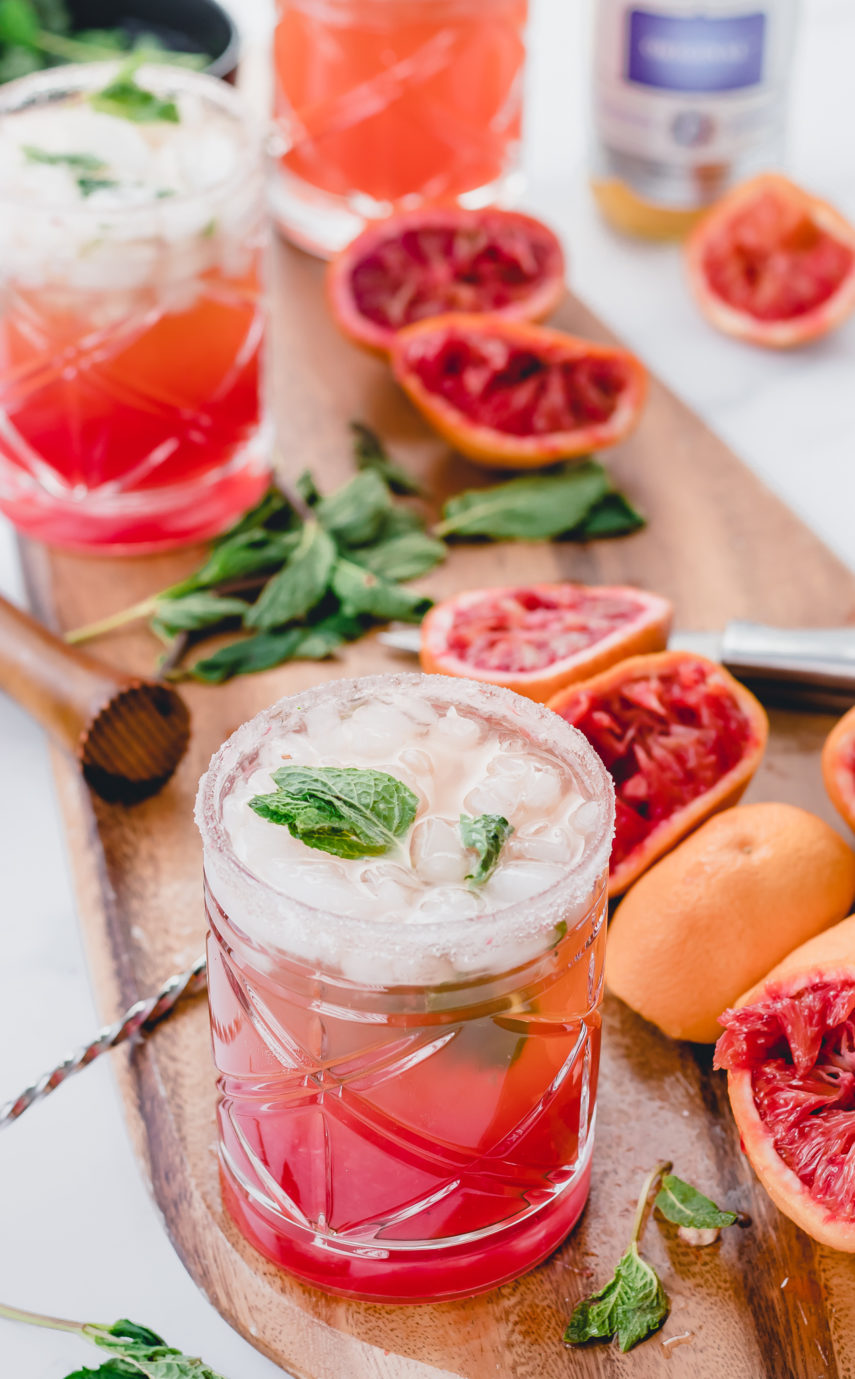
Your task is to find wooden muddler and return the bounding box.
[0,593,190,803]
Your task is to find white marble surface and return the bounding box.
[1,1,853,1374]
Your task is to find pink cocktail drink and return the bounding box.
[0,65,270,551]
[196,674,614,1302]
[270,0,529,254]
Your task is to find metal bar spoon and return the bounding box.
[0,955,207,1130]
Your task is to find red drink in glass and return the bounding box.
[197,674,614,1302]
[0,65,270,552]
[270,0,529,255]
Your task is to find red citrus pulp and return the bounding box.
[823,705,855,834]
[391,315,647,468]
[548,651,768,895]
[686,174,855,348]
[328,207,565,355]
[715,915,855,1251]
[420,583,673,704]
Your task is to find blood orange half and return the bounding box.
[548,651,768,895]
[686,174,855,348]
[823,705,855,834]
[391,315,647,468]
[420,583,673,704]
[328,207,565,355]
[715,915,855,1251]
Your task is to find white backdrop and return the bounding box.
[0,1,853,1375]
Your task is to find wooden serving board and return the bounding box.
[21,240,855,1379]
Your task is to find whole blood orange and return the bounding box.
[548,651,768,896]
[328,207,565,355]
[822,705,855,833]
[390,315,647,469]
[715,914,855,1250]
[606,803,855,1043]
[420,583,673,704]
[686,174,855,348]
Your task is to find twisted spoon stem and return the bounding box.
[0,955,207,1130]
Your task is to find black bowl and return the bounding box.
[66,0,241,82]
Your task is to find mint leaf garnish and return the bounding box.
[654,1174,738,1231]
[22,145,106,171]
[90,65,180,124]
[351,420,424,496]
[244,520,336,630]
[316,469,391,547]
[435,461,612,541]
[565,1161,670,1352]
[249,765,419,860]
[331,557,431,623]
[460,813,513,883]
[76,175,118,197]
[0,1303,227,1378]
[575,490,646,538]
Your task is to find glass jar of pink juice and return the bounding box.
[196,673,614,1302]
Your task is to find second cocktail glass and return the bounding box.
[271,0,529,254]
[196,673,614,1302]
[0,64,270,552]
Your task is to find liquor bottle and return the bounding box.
[589,0,800,238]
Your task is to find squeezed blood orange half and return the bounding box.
[715,915,855,1251]
[420,583,673,704]
[823,705,855,834]
[328,207,565,355]
[391,315,647,468]
[548,651,768,896]
[686,174,855,348]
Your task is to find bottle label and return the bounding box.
[627,10,765,92]
[591,0,798,200]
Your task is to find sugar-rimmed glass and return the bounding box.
[196,672,614,1303]
[0,63,270,552]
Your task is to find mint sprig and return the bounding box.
[90,63,180,124]
[460,813,513,883]
[22,145,105,171]
[566,1161,670,1352]
[0,1302,227,1378]
[249,764,419,860]
[654,1173,739,1231]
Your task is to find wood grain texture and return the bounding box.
[21,239,855,1379]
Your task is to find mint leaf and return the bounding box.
[76,176,119,197]
[90,67,180,124]
[654,1175,738,1231]
[460,813,513,883]
[249,765,419,860]
[245,521,335,630]
[186,623,339,683]
[169,529,300,596]
[0,1305,227,1379]
[351,420,424,496]
[565,1161,670,1353]
[150,592,249,641]
[211,486,295,543]
[566,1242,668,1352]
[316,470,391,547]
[331,558,431,623]
[576,491,645,538]
[22,146,106,171]
[436,461,611,541]
[347,529,446,582]
[295,468,321,507]
[0,0,39,47]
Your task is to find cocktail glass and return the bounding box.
[0,64,270,552]
[270,0,529,255]
[196,673,614,1303]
